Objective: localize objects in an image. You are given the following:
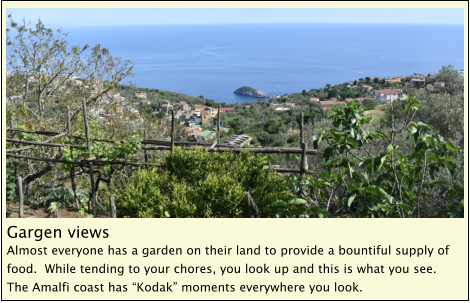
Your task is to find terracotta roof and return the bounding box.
[219,108,235,112]
[310,98,319,102]
[200,110,208,115]
[319,100,338,105]
[375,89,403,94]
[345,98,354,102]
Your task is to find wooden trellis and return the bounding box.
[7,102,317,217]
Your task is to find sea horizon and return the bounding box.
[44,23,465,104]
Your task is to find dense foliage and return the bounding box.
[114,148,291,218]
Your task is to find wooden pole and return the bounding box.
[217,103,220,146]
[143,130,148,163]
[53,209,60,218]
[170,110,175,154]
[246,191,260,218]
[10,116,18,179]
[18,177,23,218]
[82,99,96,218]
[110,195,117,218]
[300,112,304,145]
[300,142,307,177]
[66,106,71,136]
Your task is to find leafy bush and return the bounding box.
[114,147,291,218]
[34,187,88,213]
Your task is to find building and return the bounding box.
[428,72,440,80]
[195,131,216,143]
[135,92,147,99]
[159,101,173,113]
[457,70,464,80]
[219,108,235,112]
[284,103,296,108]
[385,76,404,84]
[200,110,212,125]
[362,85,373,92]
[310,98,319,102]
[225,134,252,147]
[373,89,403,103]
[433,82,446,90]
[179,101,189,111]
[410,74,426,87]
[270,101,281,107]
[274,107,290,111]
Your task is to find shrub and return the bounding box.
[114,147,291,218]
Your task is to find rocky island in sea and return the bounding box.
[234,86,269,98]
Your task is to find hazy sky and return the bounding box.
[5,8,464,26]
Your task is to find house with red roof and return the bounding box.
[219,108,235,112]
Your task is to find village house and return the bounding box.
[178,101,189,111]
[270,101,281,107]
[373,89,403,103]
[135,92,147,99]
[225,134,252,147]
[272,95,280,99]
[457,70,464,80]
[195,130,216,143]
[310,98,319,102]
[362,85,373,92]
[200,110,212,125]
[219,108,235,112]
[410,74,426,87]
[284,103,296,108]
[428,72,440,80]
[244,105,251,109]
[385,76,404,84]
[344,98,354,102]
[274,107,290,111]
[433,82,446,90]
[159,101,173,113]
[210,107,218,118]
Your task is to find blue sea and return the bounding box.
[64,23,464,104]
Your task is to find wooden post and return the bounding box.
[170,110,175,154]
[18,177,23,218]
[300,142,307,177]
[300,112,306,178]
[217,103,220,146]
[53,209,60,218]
[143,130,148,163]
[10,116,14,137]
[82,99,96,218]
[246,191,260,218]
[110,195,117,218]
[66,106,71,136]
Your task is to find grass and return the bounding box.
[364,109,385,121]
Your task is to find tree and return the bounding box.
[6,15,134,125]
[365,77,371,84]
[6,15,135,200]
[326,84,331,89]
[359,78,365,83]
[328,89,338,99]
[435,64,464,95]
[353,80,357,85]
[374,77,380,83]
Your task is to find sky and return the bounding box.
[5,8,464,27]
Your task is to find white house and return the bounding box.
[458,70,464,80]
[373,89,403,103]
